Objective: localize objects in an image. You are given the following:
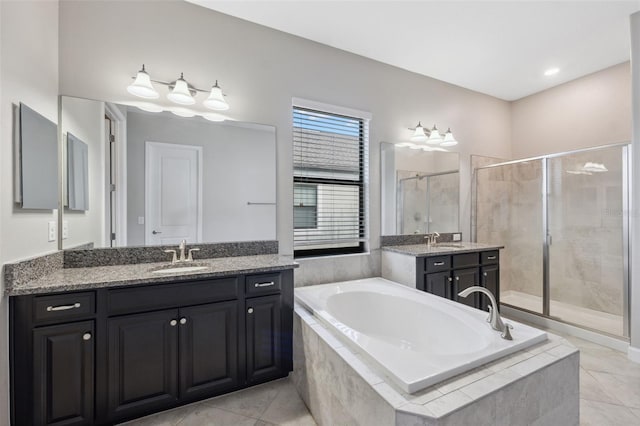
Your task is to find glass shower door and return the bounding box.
[476,160,545,313]
[547,146,627,337]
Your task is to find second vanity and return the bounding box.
[6,247,297,426]
[381,240,504,312]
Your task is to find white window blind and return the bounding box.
[293,106,368,256]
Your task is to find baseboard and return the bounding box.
[628,345,640,363]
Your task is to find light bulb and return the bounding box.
[167,73,195,105]
[203,81,229,111]
[127,65,159,99]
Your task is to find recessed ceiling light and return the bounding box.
[544,68,559,76]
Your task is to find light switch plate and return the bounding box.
[138,216,145,225]
[453,233,462,241]
[62,221,69,239]
[48,221,56,242]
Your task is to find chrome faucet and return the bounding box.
[457,286,513,340]
[425,232,440,246]
[164,240,200,264]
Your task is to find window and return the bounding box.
[293,106,368,257]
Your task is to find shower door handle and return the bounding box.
[547,234,552,245]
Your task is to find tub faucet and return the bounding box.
[457,286,512,340]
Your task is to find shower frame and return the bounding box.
[473,142,632,339]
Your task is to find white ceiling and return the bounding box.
[187,0,640,101]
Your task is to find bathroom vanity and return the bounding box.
[7,252,296,426]
[381,242,503,311]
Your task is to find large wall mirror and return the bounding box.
[59,96,277,250]
[381,142,460,235]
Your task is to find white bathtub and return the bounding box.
[295,277,547,393]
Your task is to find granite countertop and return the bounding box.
[6,254,298,296]
[381,242,504,257]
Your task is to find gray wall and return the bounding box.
[511,62,631,158]
[630,11,640,360]
[126,111,276,245]
[58,0,513,285]
[0,2,60,425]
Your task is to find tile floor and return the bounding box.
[122,335,639,426]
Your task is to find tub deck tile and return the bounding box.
[423,390,473,418]
[458,368,522,400]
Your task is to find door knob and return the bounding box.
[152,230,162,235]
[247,308,254,314]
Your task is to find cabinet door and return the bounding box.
[425,272,452,299]
[179,301,239,401]
[33,321,94,426]
[246,295,283,384]
[453,268,480,309]
[480,264,500,312]
[107,309,179,421]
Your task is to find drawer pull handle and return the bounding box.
[46,303,81,312]
[83,333,92,341]
[170,320,177,326]
[180,318,187,325]
[255,281,275,288]
[433,261,445,266]
[248,308,254,314]
[487,256,497,260]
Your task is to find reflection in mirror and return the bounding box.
[66,133,89,211]
[60,96,276,250]
[381,142,460,235]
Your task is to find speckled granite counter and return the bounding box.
[381,242,504,257]
[6,254,298,296]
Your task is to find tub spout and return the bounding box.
[458,286,510,338]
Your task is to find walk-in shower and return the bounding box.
[397,170,459,234]
[475,143,630,339]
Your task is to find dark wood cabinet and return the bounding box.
[32,321,95,426]
[453,267,480,308]
[11,269,294,426]
[107,309,179,421]
[417,250,500,311]
[179,301,239,401]
[425,271,452,299]
[246,295,282,384]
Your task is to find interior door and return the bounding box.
[145,142,202,245]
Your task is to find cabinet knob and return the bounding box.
[82,333,92,341]
[448,277,452,282]
[180,318,187,325]
[247,308,254,314]
[483,272,488,277]
[455,276,460,281]
[170,319,177,326]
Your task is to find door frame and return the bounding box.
[104,102,127,246]
[144,141,203,245]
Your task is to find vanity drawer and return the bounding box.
[245,273,281,297]
[481,251,499,265]
[33,292,96,324]
[425,256,451,273]
[107,277,238,316]
[452,252,480,269]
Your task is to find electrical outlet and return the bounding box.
[48,221,56,242]
[62,221,69,239]
[452,233,462,242]
[138,216,145,225]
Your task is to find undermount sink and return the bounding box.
[430,243,464,249]
[150,264,210,274]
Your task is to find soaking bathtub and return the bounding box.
[295,277,547,393]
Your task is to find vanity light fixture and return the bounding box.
[135,102,163,113]
[203,81,230,111]
[405,122,458,149]
[167,73,196,105]
[127,65,159,99]
[127,64,229,110]
[170,107,196,118]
